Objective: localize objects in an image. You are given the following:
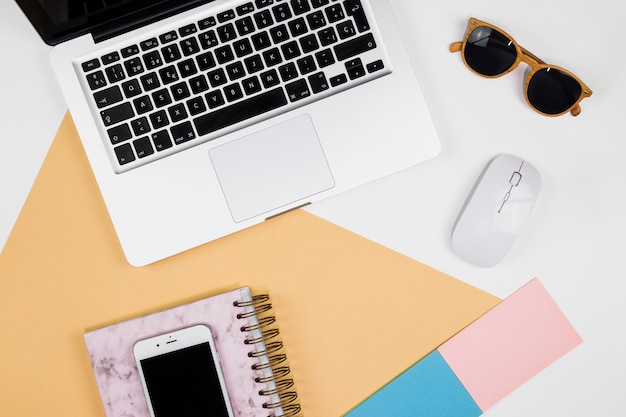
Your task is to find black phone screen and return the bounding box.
[140,342,231,417]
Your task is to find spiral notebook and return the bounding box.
[83,287,299,417]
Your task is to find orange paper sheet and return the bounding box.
[0,113,499,416]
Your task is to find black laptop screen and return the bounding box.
[16,0,211,45]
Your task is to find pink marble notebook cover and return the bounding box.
[84,287,271,417]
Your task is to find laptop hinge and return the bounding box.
[91,0,215,44]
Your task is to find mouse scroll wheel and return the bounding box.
[510,171,522,186]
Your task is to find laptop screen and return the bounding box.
[16,0,211,46]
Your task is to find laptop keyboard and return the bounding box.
[79,0,391,173]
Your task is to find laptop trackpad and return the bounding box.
[209,114,335,223]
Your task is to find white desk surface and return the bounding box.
[2,0,625,415]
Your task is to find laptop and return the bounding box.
[17,0,440,266]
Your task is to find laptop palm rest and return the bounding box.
[209,114,335,223]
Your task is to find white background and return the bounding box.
[1,0,625,415]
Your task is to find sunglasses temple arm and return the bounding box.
[450,42,462,53]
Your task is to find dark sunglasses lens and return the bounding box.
[464,26,517,76]
[527,68,582,114]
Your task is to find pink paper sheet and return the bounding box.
[438,278,582,411]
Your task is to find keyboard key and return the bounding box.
[256,0,274,8]
[107,123,132,144]
[140,72,161,91]
[150,110,170,129]
[337,20,356,39]
[159,31,178,44]
[187,96,207,115]
[244,54,265,73]
[143,50,163,70]
[168,103,188,122]
[345,57,366,79]
[325,4,344,23]
[101,52,120,65]
[291,0,311,15]
[236,16,255,36]
[366,59,385,73]
[134,136,154,158]
[242,76,262,95]
[207,68,228,87]
[189,75,210,94]
[197,51,217,70]
[159,66,180,84]
[133,95,153,114]
[236,2,255,15]
[334,32,376,61]
[140,38,159,51]
[114,143,135,165]
[82,58,100,72]
[162,44,182,62]
[226,62,246,80]
[306,11,326,29]
[130,117,151,135]
[179,23,197,37]
[281,41,301,60]
[152,130,173,151]
[254,9,274,28]
[217,9,236,23]
[285,79,311,102]
[311,0,329,7]
[215,45,235,64]
[180,38,200,56]
[121,45,139,58]
[329,73,348,86]
[300,34,319,53]
[217,23,237,42]
[344,0,369,32]
[296,55,317,75]
[233,38,254,57]
[122,79,142,98]
[94,85,123,108]
[224,83,244,102]
[152,89,173,108]
[288,17,308,37]
[199,30,219,49]
[87,70,107,90]
[315,48,335,68]
[177,59,198,77]
[198,16,217,30]
[194,87,287,135]
[260,69,280,88]
[101,102,134,126]
[272,3,292,21]
[205,90,226,109]
[252,31,272,50]
[263,47,283,67]
[279,62,299,81]
[105,64,126,83]
[161,44,181,62]
[170,121,196,144]
[318,27,338,46]
[270,24,290,43]
[124,58,144,76]
[171,82,191,101]
[308,72,329,93]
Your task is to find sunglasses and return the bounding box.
[450,17,592,116]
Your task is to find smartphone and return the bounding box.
[133,324,235,417]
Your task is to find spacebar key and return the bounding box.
[194,88,288,136]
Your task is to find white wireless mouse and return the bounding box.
[451,154,541,267]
